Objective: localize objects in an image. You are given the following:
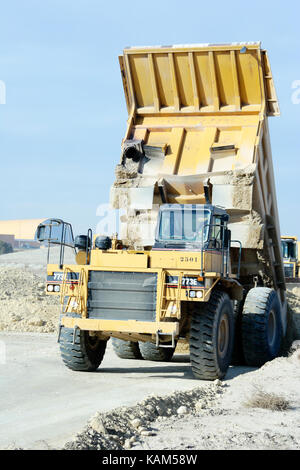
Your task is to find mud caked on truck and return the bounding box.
[36,42,287,380]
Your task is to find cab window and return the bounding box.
[209,216,223,249]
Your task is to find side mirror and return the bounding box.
[35,219,64,244]
[35,219,75,248]
[35,224,46,242]
[224,229,231,249]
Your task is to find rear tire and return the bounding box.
[59,327,107,371]
[231,299,246,365]
[112,338,142,359]
[138,341,176,362]
[242,287,282,367]
[189,290,234,380]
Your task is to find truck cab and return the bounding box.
[281,236,300,280]
[154,204,229,250]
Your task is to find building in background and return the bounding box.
[0,219,46,249]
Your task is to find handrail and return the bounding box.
[230,240,242,279]
[77,268,87,317]
[60,267,72,313]
[201,223,224,276]
[159,271,166,315]
[176,272,183,317]
[86,228,92,265]
[60,267,86,316]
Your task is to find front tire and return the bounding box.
[189,290,234,380]
[138,341,176,362]
[242,287,282,366]
[112,338,142,360]
[60,327,107,371]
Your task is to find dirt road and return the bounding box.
[0,332,249,450]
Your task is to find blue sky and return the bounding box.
[0,0,299,235]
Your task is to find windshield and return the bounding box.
[158,208,211,243]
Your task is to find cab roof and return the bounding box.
[159,203,228,217]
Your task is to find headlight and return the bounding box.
[196,290,203,298]
[189,290,196,298]
[47,284,54,292]
[54,285,60,292]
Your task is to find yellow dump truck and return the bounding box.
[36,42,287,380]
[281,236,300,281]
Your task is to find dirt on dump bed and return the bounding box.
[0,266,59,333]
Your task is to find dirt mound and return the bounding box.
[64,384,221,450]
[0,266,59,333]
[132,351,300,450]
[64,351,300,450]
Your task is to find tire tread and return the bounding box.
[59,327,106,371]
[189,289,234,380]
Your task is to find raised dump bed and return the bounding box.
[113,42,285,309]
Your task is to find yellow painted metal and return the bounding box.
[159,270,168,319]
[90,250,148,268]
[60,266,87,316]
[281,235,300,279]
[61,316,180,336]
[175,272,183,317]
[74,248,223,273]
[120,43,279,116]
[115,42,285,304]
[60,267,72,308]
[47,252,227,332]
[75,250,90,265]
[149,249,222,273]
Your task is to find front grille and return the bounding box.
[87,271,157,321]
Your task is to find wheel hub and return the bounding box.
[218,314,229,359]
